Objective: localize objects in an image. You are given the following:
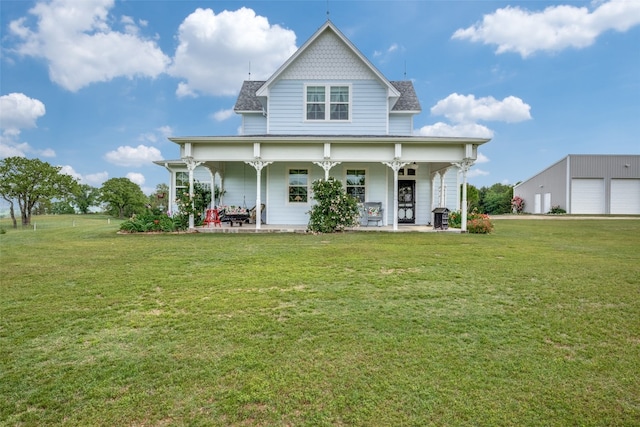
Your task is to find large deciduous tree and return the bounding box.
[72,184,99,214]
[99,178,147,219]
[0,156,78,227]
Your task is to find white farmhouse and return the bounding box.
[157,21,490,230]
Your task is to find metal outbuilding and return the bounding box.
[513,155,640,214]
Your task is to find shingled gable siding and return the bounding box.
[261,27,391,135]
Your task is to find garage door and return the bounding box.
[611,179,640,214]
[571,179,604,214]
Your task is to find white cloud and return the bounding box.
[59,165,82,181]
[157,126,173,138]
[416,122,494,139]
[418,93,531,139]
[59,166,108,186]
[212,108,234,122]
[137,132,157,143]
[39,148,56,157]
[126,172,145,186]
[373,43,404,64]
[476,152,490,164]
[84,171,109,186]
[0,139,31,158]
[104,145,162,167]
[452,0,640,57]
[9,0,170,91]
[0,93,46,134]
[137,125,174,144]
[0,138,56,160]
[467,168,490,179]
[0,93,56,159]
[431,93,531,124]
[169,7,297,97]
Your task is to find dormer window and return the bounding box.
[306,85,350,121]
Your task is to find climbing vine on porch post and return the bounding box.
[452,158,475,233]
[383,158,408,231]
[183,156,202,230]
[246,159,272,230]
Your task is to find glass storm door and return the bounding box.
[398,180,415,224]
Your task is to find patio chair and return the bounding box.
[363,202,384,226]
[250,204,265,224]
[203,208,221,228]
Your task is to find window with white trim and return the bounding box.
[176,172,188,196]
[306,86,325,120]
[288,169,308,203]
[346,169,366,203]
[306,85,350,121]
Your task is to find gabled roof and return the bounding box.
[234,81,266,112]
[390,81,421,112]
[235,80,420,113]
[255,20,401,99]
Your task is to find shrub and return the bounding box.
[511,196,525,214]
[119,212,181,233]
[548,205,566,214]
[448,210,462,228]
[467,210,494,234]
[308,178,360,233]
[447,209,494,233]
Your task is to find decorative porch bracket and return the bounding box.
[451,158,475,233]
[245,159,273,230]
[383,159,409,231]
[312,160,341,180]
[183,156,202,230]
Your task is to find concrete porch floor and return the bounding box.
[196,223,459,233]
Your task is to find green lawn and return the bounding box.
[1,216,639,426]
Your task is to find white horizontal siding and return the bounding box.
[242,114,267,135]
[266,163,324,225]
[219,163,266,210]
[389,115,412,136]
[268,80,389,135]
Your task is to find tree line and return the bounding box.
[0,157,168,228]
[464,182,517,215]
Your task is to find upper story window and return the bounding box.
[306,86,325,120]
[288,169,308,203]
[306,85,350,121]
[346,169,366,203]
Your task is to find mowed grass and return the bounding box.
[1,216,639,426]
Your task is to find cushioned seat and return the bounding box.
[364,202,384,226]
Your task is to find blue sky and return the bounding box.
[1,0,639,195]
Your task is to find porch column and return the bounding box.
[313,160,341,180]
[452,159,475,233]
[204,165,216,209]
[161,162,174,215]
[383,158,408,231]
[246,159,273,230]
[183,156,202,230]
[440,168,450,207]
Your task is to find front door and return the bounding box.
[398,180,415,224]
